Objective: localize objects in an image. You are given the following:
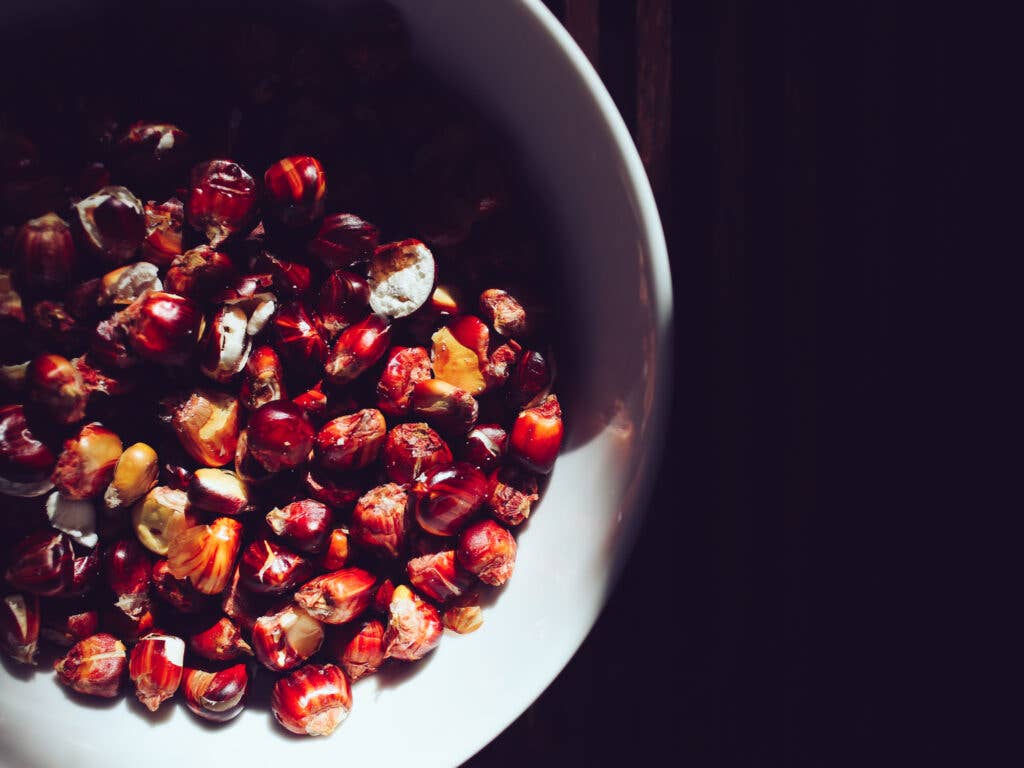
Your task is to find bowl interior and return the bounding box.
[0,2,672,765]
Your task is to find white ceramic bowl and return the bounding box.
[0,1,672,765]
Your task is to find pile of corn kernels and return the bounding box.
[0,5,563,736]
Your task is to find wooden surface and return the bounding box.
[467,2,978,765]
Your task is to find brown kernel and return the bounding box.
[54,633,127,698]
[442,593,483,634]
[351,483,409,559]
[479,288,527,338]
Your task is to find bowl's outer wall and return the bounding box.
[0,2,672,766]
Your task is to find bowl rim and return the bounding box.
[453,0,674,762]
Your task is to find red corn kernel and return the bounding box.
[406,550,473,603]
[462,424,508,473]
[239,538,314,595]
[291,381,330,420]
[308,212,379,271]
[233,430,275,486]
[302,469,365,512]
[430,284,462,315]
[64,546,99,596]
[410,378,479,436]
[351,482,409,559]
[130,483,195,557]
[252,603,324,672]
[15,212,76,291]
[90,314,136,370]
[315,409,386,472]
[183,664,248,723]
[457,520,517,586]
[430,325,486,396]
[263,155,327,228]
[373,579,395,613]
[483,340,521,390]
[239,344,286,411]
[165,245,237,300]
[479,288,527,338]
[1,593,40,664]
[383,585,442,661]
[447,314,490,365]
[99,604,155,644]
[0,404,56,498]
[73,354,136,398]
[27,353,87,425]
[71,186,146,265]
[486,465,541,526]
[376,345,431,416]
[51,422,123,500]
[6,528,76,602]
[221,566,284,632]
[54,634,126,700]
[186,159,258,247]
[54,632,127,698]
[271,663,352,737]
[382,422,453,485]
[189,617,252,662]
[250,250,313,299]
[125,291,202,366]
[128,632,185,711]
[215,271,276,308]
[103,538,151,619]
[510,394,563,474]
[412,462,488,537]
[294,568,376,625]
[151,559,207,614]
[266,499,333,554]
[507,349,553,409]
[120,462,166,506]
[325,619,385,681]
[316,269,370,339]
[166,517,243,595]
[320,528,350,571]
[324,313,390,386]
[245,400,315,473]
[114,122,190,197]
[188,468,250,516]
[141,198,184,267]
[199,304,251,382]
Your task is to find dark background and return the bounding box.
[470,1,988,766]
